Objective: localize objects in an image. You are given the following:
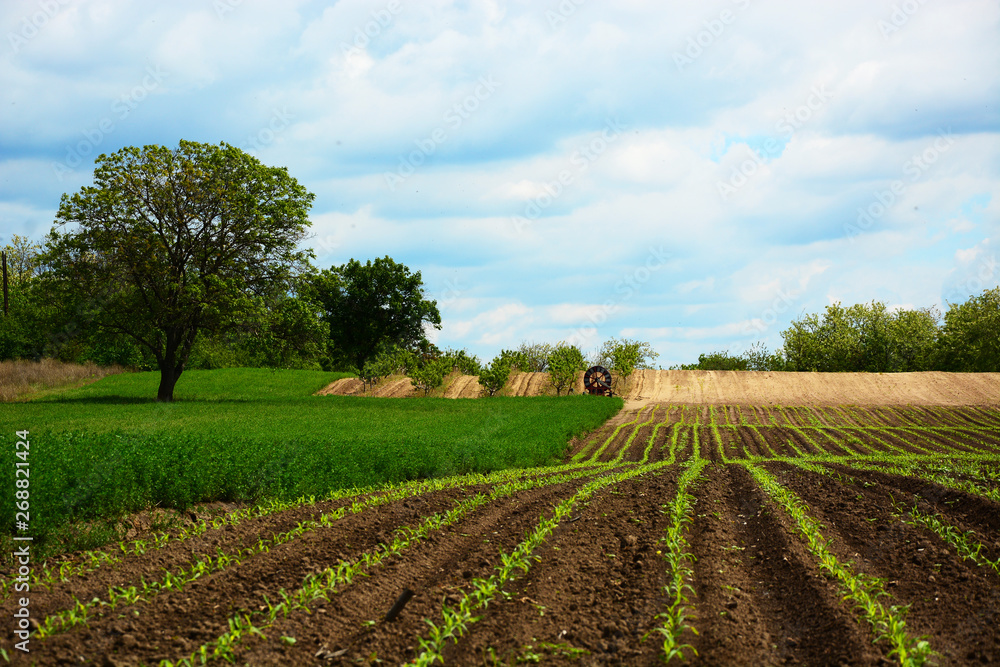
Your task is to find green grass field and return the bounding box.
[0,369,623,556]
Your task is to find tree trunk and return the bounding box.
[157,364,182,402]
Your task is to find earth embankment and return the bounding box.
[318,370,1000,406]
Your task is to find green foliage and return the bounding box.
[0,369,621,555]
[440,348,481,376]
[0,279,48,361]
[935,287,1000,372]
[679,350,747,371]
[0,236,60,361]
[597,337,658,391]
[40,140,315,400]
[679,342,785,371]
[1,234,42,284]
[682,290,1000,373]
[410,356,450,395]
[235,286,329,370]
[305,256,441,372]
[477,352,515,397]
[359,345,402,389]
[781,301,942,372]
[547,343,586,395]
[498,348,531,373]
[515,341,554,372]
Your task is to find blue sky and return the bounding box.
[1,0,998,366]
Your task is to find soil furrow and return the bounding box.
[232,475,598,665]
[445,468,679,664]
[827,463,1000,544]
[31,486,476,665]
[688,464,881,665]
[766,462,1000,665]
[1,493,379,622]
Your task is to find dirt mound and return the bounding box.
[316,376,422,398]
[316,372,551,399]
[318,370,1000,406]
[622,369,1000,408]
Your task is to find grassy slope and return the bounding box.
[0,369,622,554]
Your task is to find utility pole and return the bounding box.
[2,250,7,316]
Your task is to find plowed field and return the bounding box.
[4,405,1000,665]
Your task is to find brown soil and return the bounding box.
[6,406,1000,665]
[767,462,1000,665]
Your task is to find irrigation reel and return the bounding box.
[583,365,614,397]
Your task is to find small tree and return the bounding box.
[410,356,450,396]
[442,348,482,376]
[1,235,42,284]
[599,338,659,393]
[360,345,399,391]
[497,348,530,374]
[548,343,586,396]
[516,341,553,372]
[477,352,514,397]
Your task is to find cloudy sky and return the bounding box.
[1,0,998,366]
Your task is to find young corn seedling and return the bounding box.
[746,463,935,667]
[896,503,1000,576]
[648,458,707,663]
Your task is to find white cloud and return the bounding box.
[0,0,997,364]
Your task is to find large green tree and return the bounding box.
[936,287,1000,372]
[41,140,315,401]
[305,256,441,371]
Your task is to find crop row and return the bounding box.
[648,457,707,661]
[702,405,1000,430]
[746,463,934,666]
[33,459,627,646]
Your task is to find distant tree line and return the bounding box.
[679,290,1000,373]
